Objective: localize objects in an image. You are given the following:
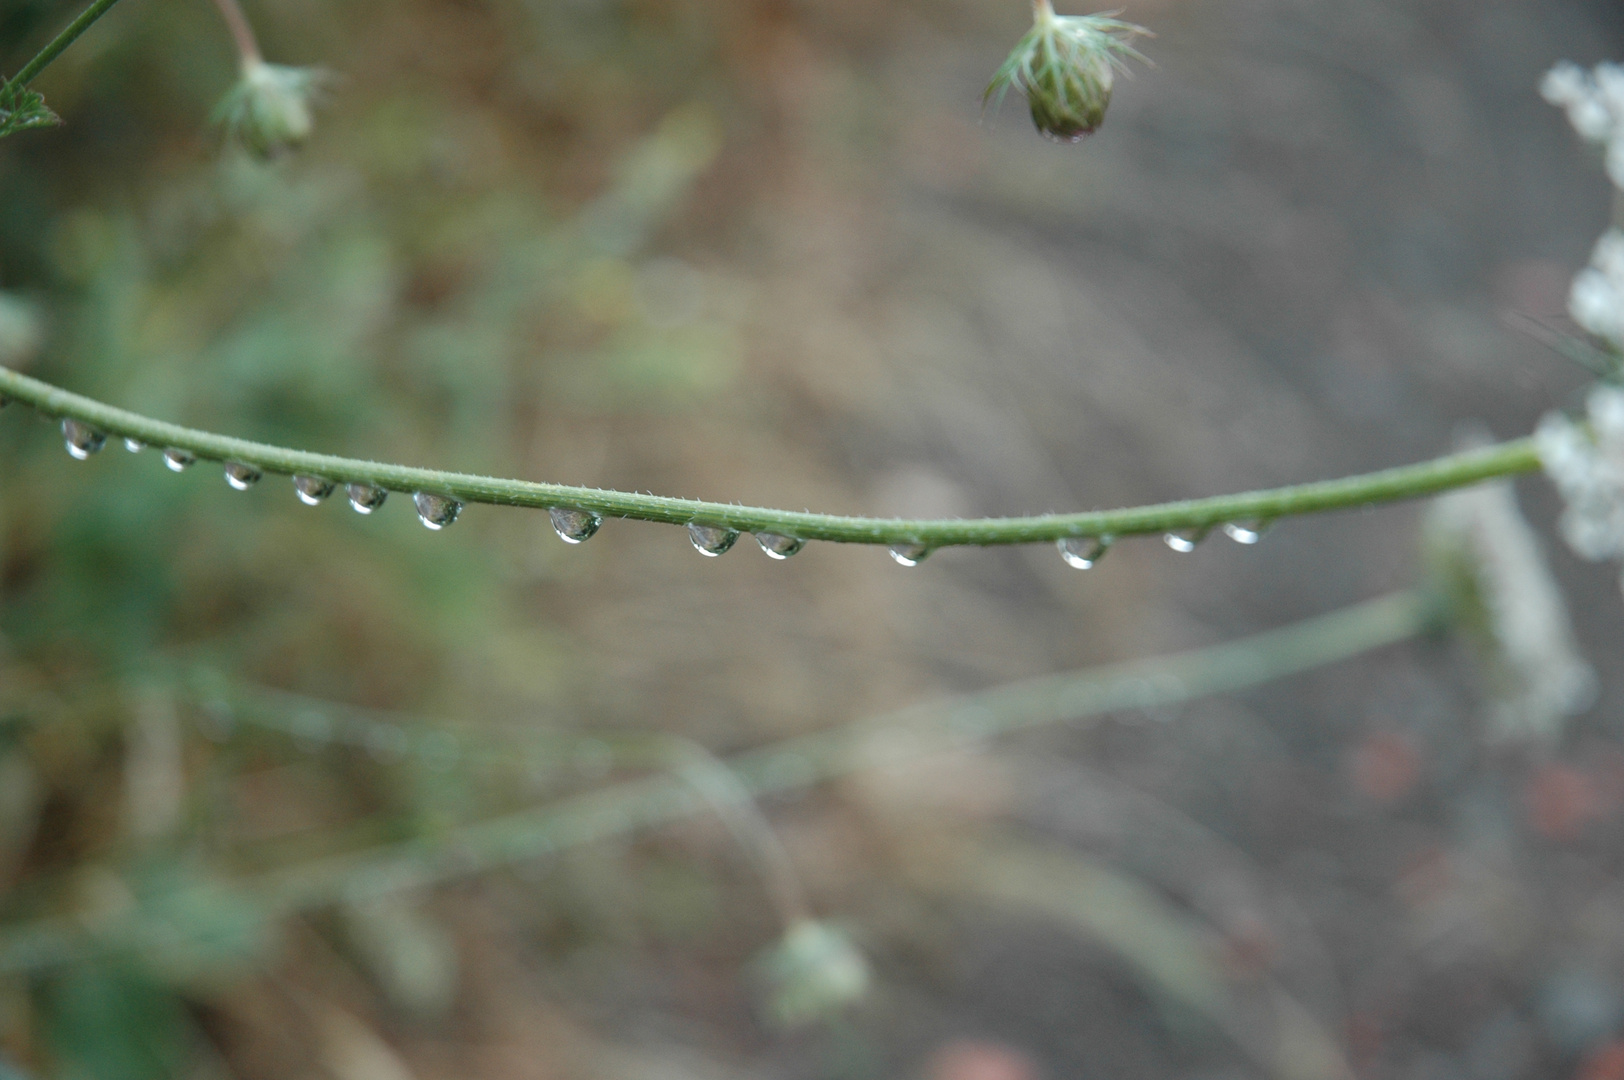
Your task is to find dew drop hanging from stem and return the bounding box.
[688,523,739,556]
[61,419,104,459]
[889,542,930,567]
[414,492,463,530]
[550,507,602,544]
[756,533,804,560]
[224,462,262,490]
[1223,521,1266,545]
[1164,530,1203,553]
[347,483,388,514]
[293,476,335,505]
[1058,536,1111,569]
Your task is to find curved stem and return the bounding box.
[661,737,810,929]
[209,0,261,66]
[8,0,127,89]
[0,589,1433,969]
[0,365,1542,548]
[243,590,1441,909]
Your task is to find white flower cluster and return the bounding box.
[1537,386,1624,571]
[1570,231,1624,350]
[1542,61,1624,188]
[1430,475,1597,742]
[1542,62,1624,350]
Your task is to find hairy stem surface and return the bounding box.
[1,366,1541,547]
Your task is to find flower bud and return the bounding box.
[213,60,324,160]
[985,1,1148,142]
[755,919,870,1028]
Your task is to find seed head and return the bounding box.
[985,1,1149,142]
[214,60,326,160]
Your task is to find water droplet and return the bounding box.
[221,462,261,490]
[1223,521,1267,545]
[1164,529,1205,554]
[293,475,335,505]
[62,419,105,459]
[889,542,930,567]
[123,438,145,453]
[347,483,388,514]
[688,522,739,556]
[550,507,602,544]
[163,448,196,472]
[756,533,804,560]
[1058,536,1111,569]
[414,492,463,530]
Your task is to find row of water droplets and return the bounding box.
[55,415,778,553]
[1056,521,1267,569]
[61,417,482,530]
[45,411,1269,564]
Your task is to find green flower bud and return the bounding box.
[213,60,325,160]
[755,919,870,1028]
[985,1,1149,142]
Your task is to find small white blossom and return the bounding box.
[1597,63,1624,115]
[1566,231,1624,352]
[1429,475,1597,742]
[1545,61,1624,350]
[1538,386,1624,566]
[1543,61,1624,148]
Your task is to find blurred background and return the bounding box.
[2,0,1624,1076]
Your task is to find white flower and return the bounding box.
[1596,63,1624,116]
[1571,269,1624,345]
[1429,475,1597,742]
[1542,62,1620,143]
[1544,61,1624,191]
[1538,387,1624,565]
[1567,231,1624,350]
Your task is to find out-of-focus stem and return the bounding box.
[209,0,262,66]
[0,589,1435,971]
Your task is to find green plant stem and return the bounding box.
[254,589,1437,907]
[210,0,262,66]
[0,588,1432,971]
[0,366,1542,548]
[7,0,126,89]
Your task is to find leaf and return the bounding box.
[0,81,62,140]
